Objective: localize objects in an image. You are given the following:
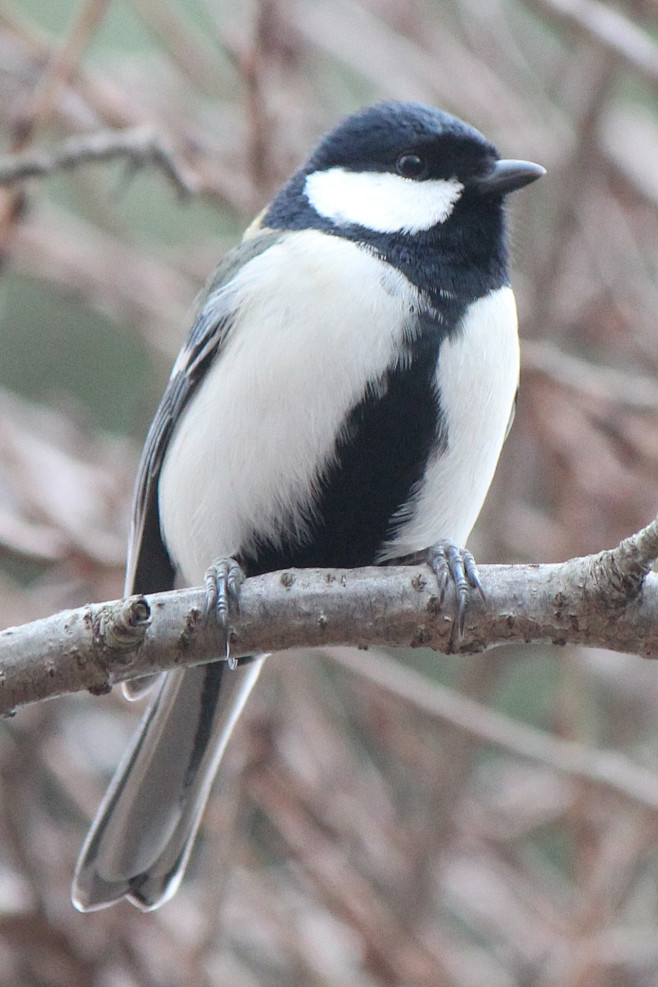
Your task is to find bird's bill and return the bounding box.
[473,159,546,195]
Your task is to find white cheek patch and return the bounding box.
[305,167,464,234]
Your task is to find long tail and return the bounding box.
[72,657,264,911]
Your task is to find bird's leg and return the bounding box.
[427,539,485,638]
[204,557,245,669]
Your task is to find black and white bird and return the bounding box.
[72,101,544,911]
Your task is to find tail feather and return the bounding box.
[72,657,264,911]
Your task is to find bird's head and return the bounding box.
[264,101,545,238]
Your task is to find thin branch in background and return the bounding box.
[243,1,277,201]
[9,0,111,145]
[0,0,111,262]
[327,647,658,813]
[126,0,229,97]
[532,0,658,91]
[521,341,658,411]
[0,125,197,196]
[8,203,194,358]
[0,6,145,131]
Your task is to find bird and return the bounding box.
[72,100,544,912]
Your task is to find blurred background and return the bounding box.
[1,0,658,984]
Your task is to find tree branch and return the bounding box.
[1,518,657,716]
[0,126,196,196]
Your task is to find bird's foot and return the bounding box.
[204,557,245,669]
[427,539,485,638]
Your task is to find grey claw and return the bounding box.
[204,557,245,667]
[428,540,484,638]
[462,547,485,600]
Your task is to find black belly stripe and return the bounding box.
[243,313,458,575]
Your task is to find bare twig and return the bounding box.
[0,0,111,260]
[522,341,658,411]
[0,126,196,196]
[126,0,228,96]
[247,763,458,987]
[10,0,110,144]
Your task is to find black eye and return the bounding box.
[396,153,427,180]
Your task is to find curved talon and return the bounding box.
[428,540,484,638]
[428,545,448,599]
[226,563,244,614]
[203,567,218,616]
[462,547,485,601]
[203,557,245,669]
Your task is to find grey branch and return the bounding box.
[0,126,196,196]
[1,517,657,717]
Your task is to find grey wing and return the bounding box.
[126,229,285,598]
[123,230,283,694]
[125,288,234,597]
[119,278,232,699]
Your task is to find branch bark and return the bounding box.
[1,518,657,716]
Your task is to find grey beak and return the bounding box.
[473,159,546,195]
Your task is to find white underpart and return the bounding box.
[305,168,464,234]
[158,229,419,584]
[381,286,520,558]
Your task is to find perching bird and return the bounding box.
[72,101,544,911]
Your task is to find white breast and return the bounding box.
[380,285,519,559]
[158,229,419,584]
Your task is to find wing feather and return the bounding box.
[124,231,283,596]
